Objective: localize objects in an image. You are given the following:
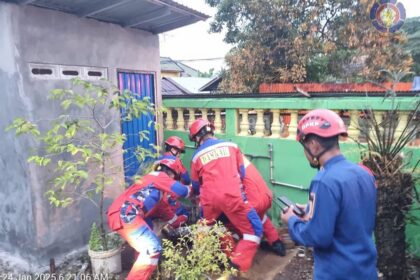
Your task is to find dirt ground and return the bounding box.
[240,248,299,280]
[274,249,313,280]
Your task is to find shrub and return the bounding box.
[160,221,237,280]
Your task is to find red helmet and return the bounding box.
[188,118,214,142]
[154,158,183,177]
[296,109,348,142]
[165,136,185,153]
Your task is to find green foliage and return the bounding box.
[89,223,123,251]
[6,118,40,137]
[89,223,102,251]
[207,0,412,92]
[7,78,157,250]
[402,17,420,76]
[358,70,419,172]
[198,68,216,78]
[160,221,237,280]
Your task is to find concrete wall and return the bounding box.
[162,95,420,257]
[0,2,161,271]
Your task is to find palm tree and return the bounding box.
[358,71,420,279]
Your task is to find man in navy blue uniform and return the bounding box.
[281,109,377,280]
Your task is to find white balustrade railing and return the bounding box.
[162,107,416,144]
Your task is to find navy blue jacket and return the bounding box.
[288,155,377,280]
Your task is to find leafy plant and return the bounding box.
[356,70,420,279]
[6,78,157,251]
[89,223,123,251]
[160,221,237,280]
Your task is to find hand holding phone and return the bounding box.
[277,196,305,217]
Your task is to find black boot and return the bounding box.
[260,239,286,256]
[228,259,240,270]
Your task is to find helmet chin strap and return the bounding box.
[301,142,332,170]
[194,135,202,148]
[170,148,179,157]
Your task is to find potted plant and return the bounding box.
[88,223,124,274]
[7,78,156,274]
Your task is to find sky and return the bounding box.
[159,0,420,73]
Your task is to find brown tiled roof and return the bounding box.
[259,82,413,93]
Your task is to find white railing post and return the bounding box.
[287,110,298,139]
[271,110,281,138]
[239,109,249,136]
[214,108,222,134]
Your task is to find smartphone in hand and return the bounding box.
[277,196,305,217]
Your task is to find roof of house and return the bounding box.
[162,76,213,95]
[259,82,415,93]
[171,77,212,93]
[199,75,222,92]
[162,77,191,95]
[160,57,200,77]
[2,0,209,34]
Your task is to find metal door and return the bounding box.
[118,71,156,183]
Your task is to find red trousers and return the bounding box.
[201,193,262,272]
[117,217,161,280]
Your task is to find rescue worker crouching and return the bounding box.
[241,155,286,256]
[107,158,194,280]
[188,118,263,272]
[218,155,287,257]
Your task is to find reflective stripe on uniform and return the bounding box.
[243,234,261,244]
[262,214,268,224]
[167,215,178,225]
[192,142,238,163]
[137,254,159,266]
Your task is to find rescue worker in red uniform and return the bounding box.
[158,136,190,185]
[107,158,193,280]
[241,156,287,256]
[157,136,191,228]
[189,118,263,272]
[219,156,286,256]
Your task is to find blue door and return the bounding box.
[118,72,156,183]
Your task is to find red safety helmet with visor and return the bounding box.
[296,109,348,142]
[165,136,185,153]
[155,158,183,179]
[188,118,214,142]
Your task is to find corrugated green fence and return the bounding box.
[162,93,420,256]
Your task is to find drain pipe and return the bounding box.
[185,144,196,150]
[267,143,308,191]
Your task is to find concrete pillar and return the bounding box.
[270,110,281,138]
[201,108,208,121]
[370,110,384,140]
[255,109,265,137]
[214,108,222,134]
[166,108,174,130]
[175,108,184,131]
[182,109,189,131]
[239,109,249,136]
[287,110,298,139]
[347,110,360,141]
[395,111,409,139]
